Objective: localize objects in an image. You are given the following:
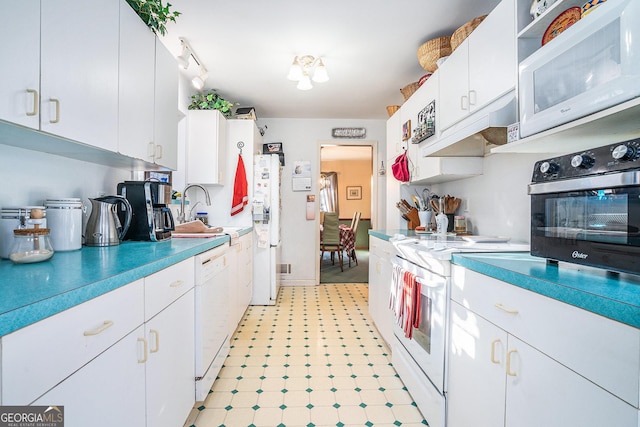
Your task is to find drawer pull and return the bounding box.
[506,349,518,376]
[137,338,148,363]
[169,280,185,288]
[27,89,39,116]
[83,320,114,336]
[150,329,160,353]
[495,303,519,315]
[490,339,501,364]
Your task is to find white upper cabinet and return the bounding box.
[0,0,40,129]
[0,0,179,170]
[439,0,516,131]
[153,38,179,170]
[118,0,156,163]
[40,0,119,152]
[187,110,227,185]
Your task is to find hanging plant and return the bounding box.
[126,0,181,36]
[188,90,237,118]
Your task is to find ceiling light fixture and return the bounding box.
[287,55,329,90]
[177,38,209,90]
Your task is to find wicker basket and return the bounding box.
[417,36,452,72]
[400,82,420,101]
[451,15,487,51]
[386,105,401,117]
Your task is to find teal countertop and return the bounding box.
[369,229,418,240]
[0,229,251,337]
[369,229,639,329]
[452,252,640,329]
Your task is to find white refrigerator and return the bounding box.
[251,154,282,305]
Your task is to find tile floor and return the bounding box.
[184,284,427,427]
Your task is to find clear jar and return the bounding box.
[0,206,46,259]
[454,216,467,233]
[9,228,55,264]
[195,212,208,225]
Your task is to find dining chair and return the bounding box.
[348,211,362,266]
[320,212,343,272]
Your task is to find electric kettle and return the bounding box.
[84,196,132,246]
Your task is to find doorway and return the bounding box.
[318,143,376,284]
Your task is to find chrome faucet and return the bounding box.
[178,184,211,223]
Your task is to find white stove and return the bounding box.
[392,234,529,273]
[388,234,528,427]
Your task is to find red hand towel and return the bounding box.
[231,154,248,216]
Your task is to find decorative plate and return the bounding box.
[542,7,581,46]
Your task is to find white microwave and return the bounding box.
[519,0,640,139]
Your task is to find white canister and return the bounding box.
[0,207,47,259]
[44,198,84,251]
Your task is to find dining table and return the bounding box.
[320,224,356,263]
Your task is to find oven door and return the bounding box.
[391,256,449,394]
[530,172,640,274]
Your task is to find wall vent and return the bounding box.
[278,263,292,274]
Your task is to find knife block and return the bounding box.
[406,208,420,230]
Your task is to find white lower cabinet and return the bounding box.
[368,236,394,346]
[448,266,640,427]
[33,326,147,427]
[1,280,145,405]
[1,257,198,427]
[145,289,195,427]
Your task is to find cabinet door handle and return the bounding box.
[137,337,148,363]
[83,320,114,336]
[490,339,501,364]
[460,95,468,111]
[495,303,519,314]
[469,90,477,106]
[147,142,156,158]
[26,89,39,116]
[49,98,60,123]
[150,329,160,353]
[155,144,163,160]
[506,349,518,376]
[169,279,185,288]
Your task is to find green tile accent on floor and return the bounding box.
[185,284,428,427]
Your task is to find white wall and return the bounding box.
[409,151,553,243]
[257,118,386,286]
[0,144,131,213]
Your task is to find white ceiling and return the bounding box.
[159,0,501,120]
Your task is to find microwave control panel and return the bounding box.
[531,139,640,183]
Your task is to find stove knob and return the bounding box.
[571,154,594,169]
[612,144,636,161]
[539,161,558,174]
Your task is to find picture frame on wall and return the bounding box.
[402,120,411,141]
[346,186,362,200]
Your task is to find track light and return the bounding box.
[176,38,211,91]
[192,65,208,90]
[176,39,192,69]
[287,55,329,90]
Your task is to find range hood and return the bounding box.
[421,90,516,157]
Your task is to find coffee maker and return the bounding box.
[117,181,174,241]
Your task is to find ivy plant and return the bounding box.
[126,0,180,36]
[188,90,237,118]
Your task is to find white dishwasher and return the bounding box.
[194,243,230,401]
